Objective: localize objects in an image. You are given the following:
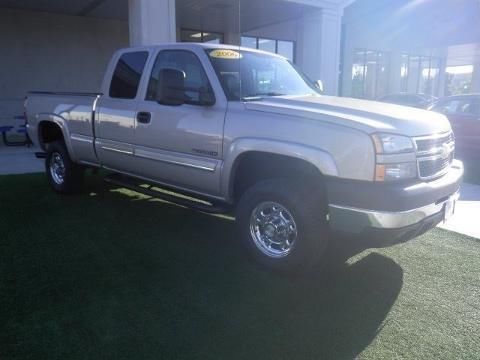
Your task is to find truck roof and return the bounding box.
[117,42,286,59]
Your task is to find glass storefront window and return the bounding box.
[445,65,473,95]
[407,56,421,94]
[376,52,389,98]
[241,36,295,62]
[351,49,366,98]
[400,54,409,93]
[400,54,441,96]
[241,36,257,49]
[277,40,294,62]
[351,49,390,99]
[258,38,276,53]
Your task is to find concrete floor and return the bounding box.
[0,143,44,175]
[438,182,480,239]
[0,143,479,239]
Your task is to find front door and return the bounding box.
[132,49,226,197]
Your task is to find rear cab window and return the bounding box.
[109,51,149,99]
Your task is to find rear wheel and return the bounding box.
[236,179,328,273]
[45,140,84,194]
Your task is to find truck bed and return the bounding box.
[25,91,102,165]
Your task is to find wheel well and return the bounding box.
[38,121,63,148]
[232,152,325,202]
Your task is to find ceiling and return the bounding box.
[0,0,315,31]
[176,0,312,33]
[0,0,128,20]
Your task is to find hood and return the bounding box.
[244,95,451,137]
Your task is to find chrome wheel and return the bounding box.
[49,152,66,185]
[249,201,298,258]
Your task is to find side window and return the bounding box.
[458,100,480,117]
[433,100,460,115]
[109,51,149,99]
[146,50,212,104]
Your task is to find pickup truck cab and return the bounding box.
[25,43,463,272]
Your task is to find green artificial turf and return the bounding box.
[1,173,479,359]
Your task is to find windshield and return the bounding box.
[206,49,318,101]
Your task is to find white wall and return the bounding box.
[242,20,298,42]
[0,8,128,126]
[297,9,343,96]
[128,0,176,46]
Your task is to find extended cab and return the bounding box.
[25,44,463,272]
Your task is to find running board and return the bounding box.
[104,173,230,214]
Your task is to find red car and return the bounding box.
[429,94,480,156]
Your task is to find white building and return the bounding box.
[341,0,480,100]
[0,0,479,128]
[0,0,353,128]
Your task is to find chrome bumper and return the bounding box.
[328,190,459,233]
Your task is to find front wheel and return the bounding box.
[45,140,84,194]
[236,179,329,273]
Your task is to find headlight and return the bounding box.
[372,133,414,154]
[372,133,416,181]
[375,162,417,181]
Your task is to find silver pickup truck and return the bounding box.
[25,43,463,272]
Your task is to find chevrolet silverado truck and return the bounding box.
[25,44,463,272]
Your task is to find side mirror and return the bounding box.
[314,80,324,93]
[156,68,185,106]
[198,88,216,106]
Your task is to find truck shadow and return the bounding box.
[2,174,404,360]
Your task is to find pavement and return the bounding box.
[0,143,44,175]
[438,182,480,239]
[0,143,479,239]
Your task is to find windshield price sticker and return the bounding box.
[209,49,242,59]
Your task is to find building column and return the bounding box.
[297,8,343,96]
[128,0,176,46]
[436,57,448,97]
[472,62,480,93]
[388,51,403,95]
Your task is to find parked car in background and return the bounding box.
[429,94,480,156]
[378,93,437,108]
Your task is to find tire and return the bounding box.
[236,179,329,273]
[45,140,84,194]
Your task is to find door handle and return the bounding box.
[137,111,151,124]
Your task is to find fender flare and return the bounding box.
[221,138,338,202]
[37,113,77,161]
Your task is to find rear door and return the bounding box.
[95,51,149,172]
[132,49,227,197]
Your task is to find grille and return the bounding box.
[418,154,453,179]
[414,132,454,180]
[415,132,454,154]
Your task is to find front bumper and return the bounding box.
[327,159,463,240]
